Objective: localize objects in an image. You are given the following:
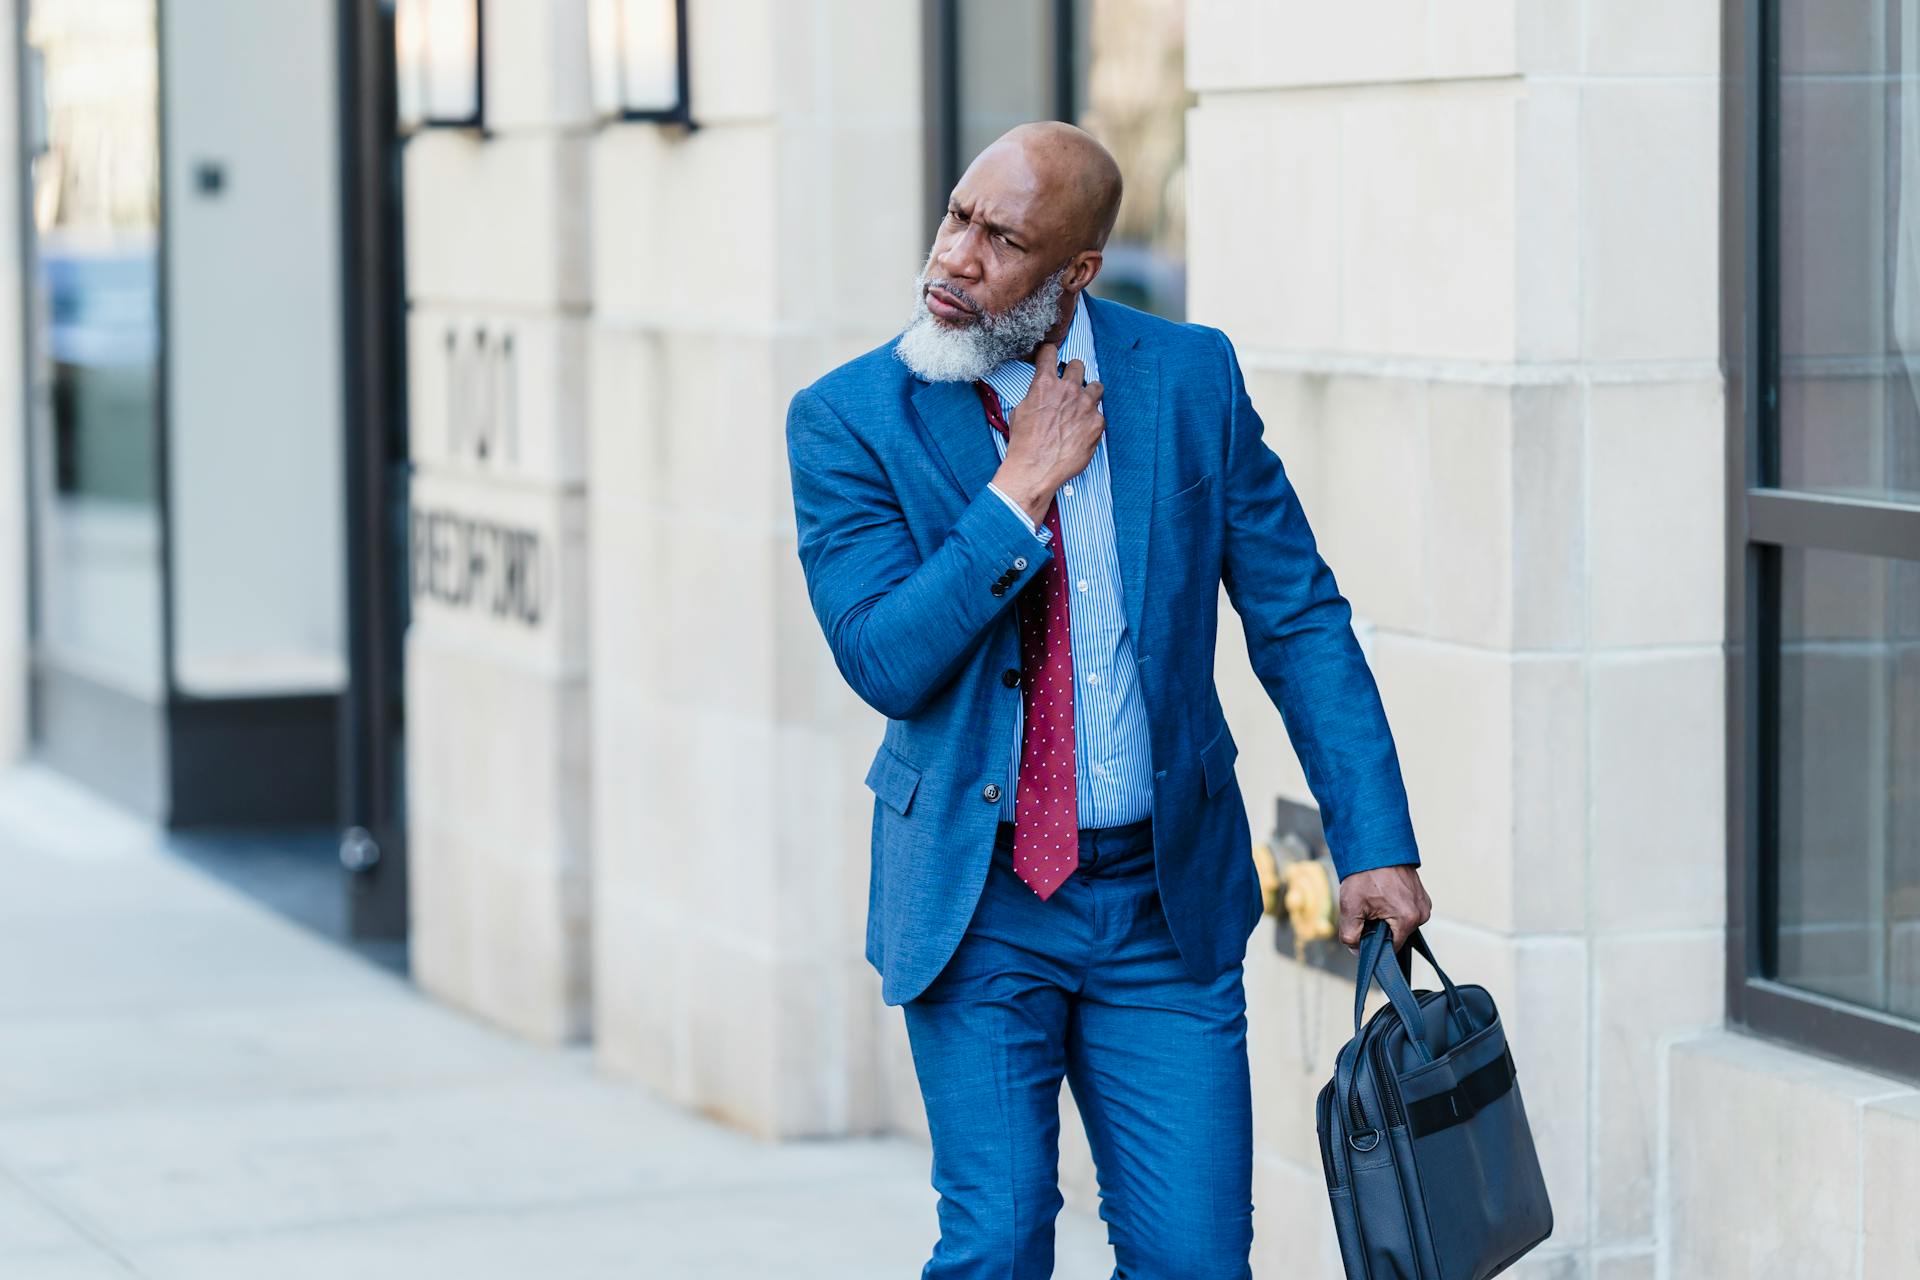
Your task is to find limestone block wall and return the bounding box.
[382,1,1920,1268]
[1185,4,1728,1276]
[588,0,926,1139]
[403,0,595,1044]
[1668,1032,1920,1277]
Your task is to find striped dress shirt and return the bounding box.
[981,295,1154,827]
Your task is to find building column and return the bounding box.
[1185,4,1726,1275]
[588,0,925,1139]
[403,0,595,1044]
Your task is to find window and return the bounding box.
[1728,0,1920,1081]
[925,0,1191,319]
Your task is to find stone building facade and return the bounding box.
[2,2,1901,1277]
[398,3,1920,1276]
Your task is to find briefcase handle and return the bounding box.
[1333,921,1476,1153]
[1352,918,1466,1067]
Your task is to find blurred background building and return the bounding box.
[0,1,1915,1276]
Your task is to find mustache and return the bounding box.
[922,279,983,315]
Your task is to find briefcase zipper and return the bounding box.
[1347,1050,1404,1134]
[1346,993,1437,1135]
[1347,1011,1400,1134]
[1370,1034,1407,1127]
[1316,1080,1343,1187]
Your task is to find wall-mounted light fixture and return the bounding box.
[588,0,692,127]
[395,0,483,132]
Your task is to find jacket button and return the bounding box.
[1001,668,1021,688]
[981,783,1002,803]
[990,583,1006,597]
[1013,556,1028,571]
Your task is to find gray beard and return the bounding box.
[894,264,1069,383]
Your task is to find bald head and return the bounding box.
[980,121,1124,251]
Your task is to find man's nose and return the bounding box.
[933,227,983,283]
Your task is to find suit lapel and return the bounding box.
[909,377,1002,505]
[902,296,1160,643]
[1088,296,1158,645]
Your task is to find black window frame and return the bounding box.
[920,0,1079,235]
[1723,0,1920,1085]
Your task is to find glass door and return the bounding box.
[22,0,168,812]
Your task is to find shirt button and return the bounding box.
[1013,556,1027,571]
[981,783,1002,803]
[1063,483,1074,496]
[1086,672,1101,686]
[1077,579,1088,593]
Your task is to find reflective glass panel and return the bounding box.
[1773,545,1920,1021]
[1774,2,1920,504]
[24,0,165,698]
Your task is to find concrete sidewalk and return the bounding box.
[0,765,1114,1279]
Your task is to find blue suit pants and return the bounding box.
[901,819,1255,1279]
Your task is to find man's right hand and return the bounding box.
[992,341,1105,526]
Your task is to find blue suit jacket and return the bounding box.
[786,294,1420,1006]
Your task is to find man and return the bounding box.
[785,121,1432,1278]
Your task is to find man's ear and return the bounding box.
[1064,249,1103,294]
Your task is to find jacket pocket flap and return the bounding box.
[1154,471,1213,513]
[864,745,923,815]
[1200,721,1239,798]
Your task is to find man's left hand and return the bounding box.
[1337,865,1432,954]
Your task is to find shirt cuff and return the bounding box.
[986,481,1052,543]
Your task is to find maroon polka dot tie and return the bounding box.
[975,380,1079,901]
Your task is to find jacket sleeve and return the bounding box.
[1212,327,1422,879]
[786,385,1053,720]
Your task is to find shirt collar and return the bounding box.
[979,292,1098,412]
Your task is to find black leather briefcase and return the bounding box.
[1315,919,1553,1278]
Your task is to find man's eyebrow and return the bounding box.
[948,200,1027,245]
